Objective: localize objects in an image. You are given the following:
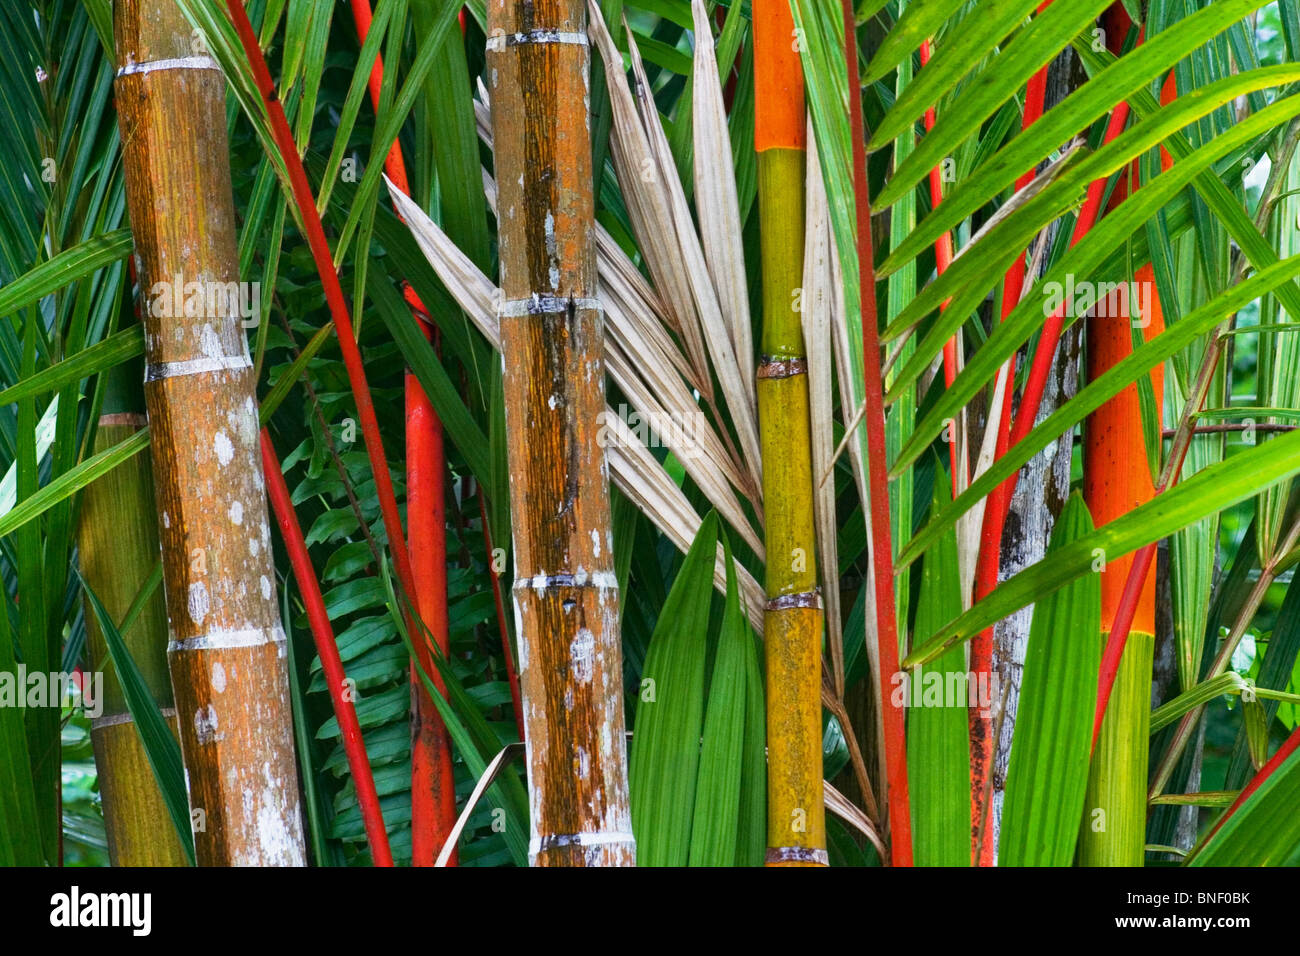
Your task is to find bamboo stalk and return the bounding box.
[487,0,634,866]
[113,0,305,864]
[77,361,188,867]
[754,0,825,868]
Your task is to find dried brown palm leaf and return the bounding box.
[590,2,764,496]
[690,0,755,411]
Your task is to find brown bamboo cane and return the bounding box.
[78,361,189,866]
[486,0,635,866]
[113,0,305,865]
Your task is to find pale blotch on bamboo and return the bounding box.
[113,0,304,866]
[487,0,635,866]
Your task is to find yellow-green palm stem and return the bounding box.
[1078,632,1154,866]
[758,144,825,866]
[77,366,188,866]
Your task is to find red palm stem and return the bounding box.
[842,0,912,866]
[224,1,416,608]
[261,430,395,866]
[345,0,457,865]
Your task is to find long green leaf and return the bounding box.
[905,426,1300,668]
[906,467,970,867]
[79,574,195,864]
[999,493,1100,866]
[1187,738,1300,866]
[0,428,149,538]
[629,511,718,866]
[0,325,143,407]
[688,530,750,866]
[0,229,131,318]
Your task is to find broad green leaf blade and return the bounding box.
[0,325,143,407]
[630,511,719,866]
[860,0,968,87]
[0,229,131,317]
[0,428,150,538]
[898,254,1300,571]
[79,575,195,864]
[906,467,970,867]
[871,0,1108,157]
[999,493,1100,867]
[876,0,1272,216]
[889,80,1300,483]
[688,531,750,866]
[0,587,42,866]
[1187,736,1300,866]
[905,426,1300,669]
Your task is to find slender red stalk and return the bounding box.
[843,0,912,866]
[225,1,415,606]
[261,430,395,866]
[404,319,456,866]
[1198,725,1300,848]
[346,0,456,865]
[967,88,1132,861]
[965,3,1054,862]
[478,489,525,740]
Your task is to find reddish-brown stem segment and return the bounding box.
[842,0,912,866]
[261,431,394,866]
[1092,332,1207,749]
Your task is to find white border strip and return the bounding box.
[513,570,619,591]
[529,831,637,855]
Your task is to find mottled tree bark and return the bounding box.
[114,0,304,865]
